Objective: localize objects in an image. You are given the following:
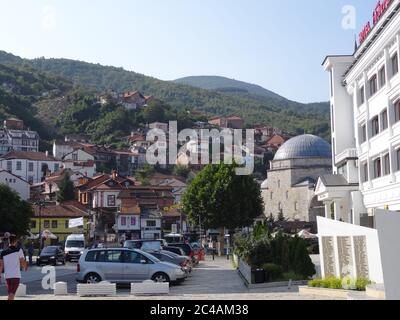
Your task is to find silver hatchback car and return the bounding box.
[76,248,186,284]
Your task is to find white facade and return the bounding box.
[0,155,63,184]
[0,129,39,155]
[141,217,162,240]
[92,190,121,209]
[62,149,96,177]
[0,170,30,200]
[319,0,400,225]
[116,215,140,232]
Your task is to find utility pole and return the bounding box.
[36,199,45,255]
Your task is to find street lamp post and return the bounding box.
[35,200,45,255]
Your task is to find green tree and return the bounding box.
[135,164,155,186]
[57,172,75,203]
[182,163,264,231]
[0,184,33,236]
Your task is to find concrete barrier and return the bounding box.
[131,280,169,295]
[54,282,68,296]
[77,282,117,297]
[15,284,27,297]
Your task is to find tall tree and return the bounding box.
[0,184,33,236]
[57,172,75,202]
[182,163,264,231]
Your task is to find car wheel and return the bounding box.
[84,273,102,284]
[152,273,170,283]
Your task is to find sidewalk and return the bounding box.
[0,256,340,300]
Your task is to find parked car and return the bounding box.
[164,246,186,256]
[65,234,85,262]
[37,246,66,266]
[76,248,186,284]
[146,251,192,273]
[124,239,167,250]
[168,243,198,265]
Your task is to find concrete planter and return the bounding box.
[299,286,352,299]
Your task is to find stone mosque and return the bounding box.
[261,134,332,224]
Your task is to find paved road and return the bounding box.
[0,256,343,300]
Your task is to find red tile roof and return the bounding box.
[33,201,89,218]
[1,151,59,161]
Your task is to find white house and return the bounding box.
[0,169,30,200]
[0,151,63,184]
[62,149,96,177]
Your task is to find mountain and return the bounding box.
[0,50,331,140]
[173,75,285,100]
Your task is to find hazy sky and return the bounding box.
[0,0,378,103]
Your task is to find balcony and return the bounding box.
[335,148,358,165]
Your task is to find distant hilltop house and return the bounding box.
[100,90,156,110]
[208,115,244,129]
[0,118,40,155]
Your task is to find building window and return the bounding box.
[72,154,78,161]
[397,149,400,171]
[373,158,382,179]
[371,116,380,137]
[146,220,156,227]
[130,217,136,226]
[286,191,289,200]
[395,102,400,123]
[381,109,388,131]
[392,53,399,77]
[31,220,37,229]
[379,66,386,87]
[52,220,58,229]
[369,75,378,97]
[362,162,369,182]
[65,220,69,229]
[107,195,116,206]
[7,161,12,172]
[28,176,34,184]
[121,217,127,226]
[277,180,281,188]
[54,163,59,172]
[44,220,50,229]
[294,202,298,211]
[383,153,390,176]
[16,161,22,171]
[360,124,367,143]
[28,162,34,172]
[270,192,273,200]
[359,86,365,106]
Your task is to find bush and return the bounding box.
[262,263,283,282]
[308,277,371,291]
[355,278,371,291]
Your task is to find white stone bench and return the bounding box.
[131,280,170,296]
[15,283,27,297]
[54,282,68,296]
[77,281,117,297]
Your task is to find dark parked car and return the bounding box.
[164,246,186,256]
[146,251,192,274]
[168,243,198,265]
[37,246,66,266]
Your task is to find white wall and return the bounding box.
[0,171,30,200]
[375,210,400,300]
[317,217,383,283]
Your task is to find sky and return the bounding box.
[0,0,379,103]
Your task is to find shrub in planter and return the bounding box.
[326,277,342,289]
[355,278,371,291]
[262,263,283,282]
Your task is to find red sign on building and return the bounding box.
[359,0,394,45]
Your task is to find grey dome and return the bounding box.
[274,134,331,161]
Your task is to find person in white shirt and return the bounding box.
[0,235,28,300]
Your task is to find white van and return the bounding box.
[65,234,85,262]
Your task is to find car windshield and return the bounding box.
[42,247,57,254]
[66,240,84,248]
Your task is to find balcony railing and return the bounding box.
[335,148,358,165]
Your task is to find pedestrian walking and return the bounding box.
[27,241,34,266]
[0,235,28,301]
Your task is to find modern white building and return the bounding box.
[318,0,400,226]
[315,0,400,291]
[0,151,63,184]
[0,169,30,200]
